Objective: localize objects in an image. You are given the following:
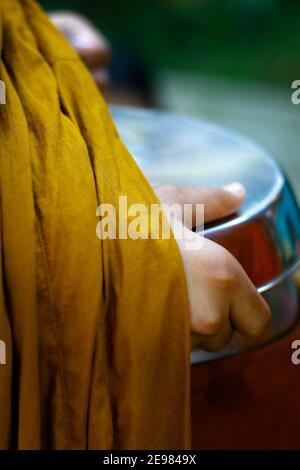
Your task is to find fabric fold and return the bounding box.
[0,0,190,449]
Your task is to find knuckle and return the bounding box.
[198,312,224,336]
[213,253,237,290]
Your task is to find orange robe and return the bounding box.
[0,0,190,449]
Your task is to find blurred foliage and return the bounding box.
[40,0,300,84]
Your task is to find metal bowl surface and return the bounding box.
[111,105,300,363]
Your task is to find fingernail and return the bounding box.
[223,182,246,197]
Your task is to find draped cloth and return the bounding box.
[0,0,190,449]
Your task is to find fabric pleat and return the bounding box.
[0,0,190,450]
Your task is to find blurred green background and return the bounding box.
[41,0,300,195]
[42,0,299,84]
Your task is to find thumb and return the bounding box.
[155,183,245,228]
[202,183,246,223]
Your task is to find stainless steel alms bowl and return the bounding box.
[111,105,300,364]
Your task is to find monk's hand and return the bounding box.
[155,183,271,352]
[155,182,246,227]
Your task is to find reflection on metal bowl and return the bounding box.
[111,105,300,364]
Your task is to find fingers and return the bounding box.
[192,268,270,352]
[155,183,245,228]
[187,183,245,224]
[230,260,271,338]
[187,246,235,352]
[194,316,234,352]
[179,233,271,352]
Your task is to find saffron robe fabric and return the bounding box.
[0,0,190,449]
